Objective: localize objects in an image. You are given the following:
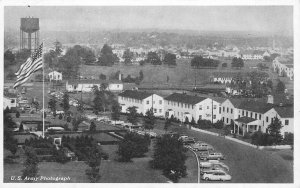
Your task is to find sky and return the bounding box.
[4,6,293,36]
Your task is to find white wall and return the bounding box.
[220,99,238,125]
[3,97,17,109]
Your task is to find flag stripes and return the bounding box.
[14,43,43,88]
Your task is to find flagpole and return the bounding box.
[42,41,45,138]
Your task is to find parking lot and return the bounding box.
[166,126,293,183]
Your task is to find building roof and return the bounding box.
[237,100,274,114]
[276,57,293,65]
[67,79,122,85]
[165,93,206,105]
[274,106,294,118]
[240,50,265,55]
[212,72,241,78]
[211,97,227,104]
[4,92,18,98]
[227,98,243,107]
[119,90,153,100]
[235,116,257,124]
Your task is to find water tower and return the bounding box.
[20,17,39,51]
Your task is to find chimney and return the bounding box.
[267,95,274,104]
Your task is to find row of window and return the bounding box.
[241,110,262,120]
[167,101,194,109]
[146,100,163,105]
[223,106,234,114]
[121,97,143,104]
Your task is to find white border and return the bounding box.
[0,1,299,188]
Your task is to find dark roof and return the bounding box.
[4,92,18,98]
[211,97,226,104]
[119,90,153,100]
[266,94,294,105]
[237,100,274,114]
[212,72,241,78]
[165,93,206,105]
[274,106,294,118]
[235,116,257,124]
[227,98,243,107]
[67,79,122,85]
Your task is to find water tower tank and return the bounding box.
[20,18,39,33]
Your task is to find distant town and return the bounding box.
[3,7,294,184]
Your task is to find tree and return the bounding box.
[164,118,172,132]
[123,49,134,64]
[267,79,273,90]
[99,74,106,80]
[61,92,70,114]
[144,108,156,131]
[58,48,81,79]
[90,121,96,132]
[184,117,189,125]
[151,134,187,183]
[48,96,56,117]
[111,101,121,121]
[127,106,138,125]
[139,70,144,81]
[77,100,84,113]
[22,147,39,182]
[117,132,150,162]
[32,101,39,112]
[58,114,63,120]
[16,111,20,118]
[4,50,15,65]
[146,51,161,65]
[190,117,196,127]
[276,80,286,94]
[222,63,227,67]
[19,123,24,132]
[231,57,244,69]
[72,115,84,131]
[268,117,283,145]
[163,53,176,66]
[92,86,103,114]
[97,44,118,66]
[86,146,102,183]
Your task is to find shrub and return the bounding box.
[243,131,251,139]
[213,120,224,129]
[59,114,63,120]
[16,111,20,118]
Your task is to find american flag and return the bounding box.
[14,43,43,88]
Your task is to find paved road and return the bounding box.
[180,128,293,183]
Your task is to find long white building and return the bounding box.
[66,80,123,92]
[118,90,164,117]
[164,93,223,123]
[272,57,294,80]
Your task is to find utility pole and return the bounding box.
[211,98,214,124]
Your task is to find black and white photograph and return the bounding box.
[1,0,299,185]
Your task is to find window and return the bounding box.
[146,100,149,104]
[219,107,221,114]
[207,106,209,109]
[222,117,224,122]
[178,102,179,107]
[246,112,248,117]
[168,101,169,105]
[199,115,202,119]
[153,101,155,104]
[285,120,289,125]
[238,115,240,118]
[154,108,157,113]
[11,99,15,103]
[242,111,244,116]
[213,105,216,109]
[250,112,253,118]
[255,113,257,119]
[266,116,269,123]
[159,100,162,105]
[159,109,162,113]
[199,105,202,110]
[192,105,194,109]
[231,108,233,114]
[259,114,261,120]
[213,115,216,119]
[117,85,119,88]
[223,107,225,112]
[226,118,229,123]
[185,104,187,108]
[227,107,229,113]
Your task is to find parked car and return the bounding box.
[179,136,196,145]
[208,160,229,171]
[202,171,232,181]
[201,168,226,175]
[199,152,225,160]
[191,142,214,151]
